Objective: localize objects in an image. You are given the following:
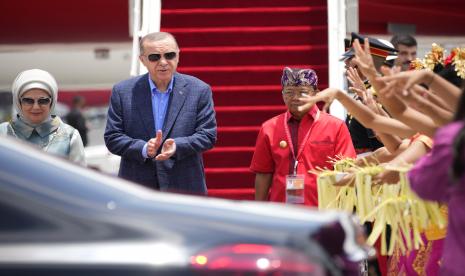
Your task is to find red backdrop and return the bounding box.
[0,0,464,44]
[0,0,130,44]
[359,0,465,35]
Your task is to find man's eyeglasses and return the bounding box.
[146,52,177,62]
[21,97,52,106]
[282,91,311,98]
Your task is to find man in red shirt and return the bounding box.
[250,67,356,206]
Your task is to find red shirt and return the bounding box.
[250,106,356,206]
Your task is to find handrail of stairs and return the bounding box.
[130,0,162,76]
[327,0,359,120]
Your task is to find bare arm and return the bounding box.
[424,87,454,112]
[255,173,273,201]
[406,85,453,127]
[356,139,409,166]
[376,133,403,153]
[374,139,430,184]
[369,100,403,152]
[378,92,439,137]
[428,72,462,110]
[379,69,462,111]
[418,103,453,127]
[388,139,430,166]
[350,40,439,137]
[300,88,416,138]
[356,147,393,166]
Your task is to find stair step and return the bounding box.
[204,146,254,168]
[178,65,328,86]
[179,45,328,66]
[214,85,282,91]
[162,0,329,200]
[162,6,326,28]
[162,25,327,47]
[215,105,286,126]
[213,85,282,106]
[208,188,255,200]
[216,126,261,147]
[162,0,327,9]
[206,167,255,189]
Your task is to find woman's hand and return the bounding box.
[352,39,378,79]
[334,172,356,187]
[378,69,433,97]
[363,88,382,114]
[347,66,367,97]
[373,169,400,185]
[297,87,341,112]
[375,66,405,98]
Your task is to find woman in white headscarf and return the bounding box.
[0,69,85,165]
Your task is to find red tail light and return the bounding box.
[191,243,325,275]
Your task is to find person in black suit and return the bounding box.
[66,95,88,146]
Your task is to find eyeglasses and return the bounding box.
[282,91,311,98]
[20,97,52,106]
[146,52,177,62]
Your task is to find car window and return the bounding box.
[0,200,52,232]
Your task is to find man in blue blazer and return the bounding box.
[104,32,217,194]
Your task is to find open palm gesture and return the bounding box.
[352,39,378,78]
[155,139,176,161]
[298,87,340,112]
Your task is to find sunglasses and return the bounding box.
[21,97,52,106]
[146,52,177,62]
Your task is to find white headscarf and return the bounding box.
[11,69,58,117]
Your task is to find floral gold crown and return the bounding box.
[446,47,465,79]
[410,43,465,79]
[409,43,444,71]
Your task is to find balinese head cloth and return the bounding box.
[281,67,318,89]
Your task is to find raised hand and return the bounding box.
[346,66,367,97]
[400,84,430,109]
[377,67,428,98]
[155,138,176,161]
[376,66,405,98]
[297,87,340,112]
[147,130,162,158]
[352,38,378,79]
[378,69,434,97]
[364,88,384,114]
[347,69,381,112]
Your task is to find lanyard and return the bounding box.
[283,110,320,175]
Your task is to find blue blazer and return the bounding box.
[104,73,217,194]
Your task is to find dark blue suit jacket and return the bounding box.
[104,72,217,194]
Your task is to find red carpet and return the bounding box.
[161,0,328,200]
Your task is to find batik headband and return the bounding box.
[281,67,318,88]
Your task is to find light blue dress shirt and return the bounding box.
[142,75,174,158]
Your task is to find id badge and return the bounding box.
[285,174,305,204]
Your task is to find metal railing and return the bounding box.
[130,0,162,76]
